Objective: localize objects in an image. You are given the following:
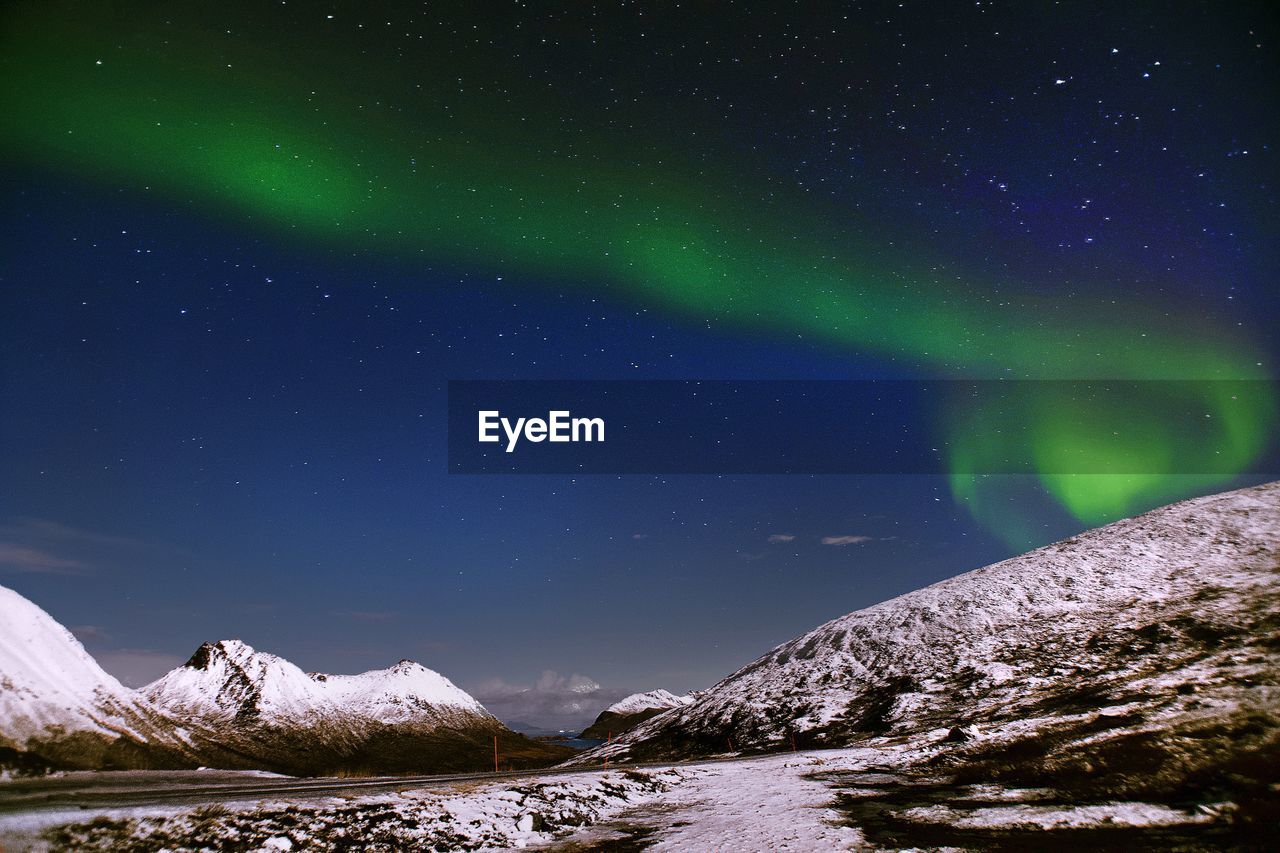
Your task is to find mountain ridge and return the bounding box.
[574,480,1280,774]
[0,595,569,774]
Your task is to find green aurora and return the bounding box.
[2,4,1273,547]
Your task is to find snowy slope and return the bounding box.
[0,585,141,744]
[581,480,1280,762]
[0,585,188,770]
[604,690,692,716]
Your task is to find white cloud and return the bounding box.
[0,543,88,574]
[820,535,873,546]
[766,534,795,543]
[470,670,631,733]
[0,518,146,550]
[0,517,192,576]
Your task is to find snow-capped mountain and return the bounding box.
[0,585,190,771]
[314,658,491,726]
[0,590,569,774]
[579,689,694,739]
[580,480,1280,765]
[145,640,484,729]
[605,690,693,716]
[144,640,566,775]
[581,689,694,740]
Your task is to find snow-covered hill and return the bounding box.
[580,480,1280,765]
[579,689,694,739]
[0,586,190,771]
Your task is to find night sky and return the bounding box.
[2,1,1277,730]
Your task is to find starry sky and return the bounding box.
[1,1,1277,731]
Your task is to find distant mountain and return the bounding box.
[145,640,487,731]
[0,588,569,775]
[145,640,565,774]
[0,586,191,772]
[576,481,1280,804]
[579,689,693,740]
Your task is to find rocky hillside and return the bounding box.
[576,480,1280,784]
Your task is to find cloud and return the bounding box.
[820,535,873,546]
[0,518,148,550]
[0,543,88,574]
[631,533,649,540]
[94,649,187,688]
[766,534,795,543]
[470,670,633,733]
[0,517,194,577]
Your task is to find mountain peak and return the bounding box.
[145,640,491,732]
[185,639,260,670]
[579,688,694,739]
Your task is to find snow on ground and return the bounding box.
[1,735,1229,851]
[899,801,1217,831]
[543,750,883,851]
[0,767,679,851]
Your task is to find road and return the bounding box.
[0,756,735,815]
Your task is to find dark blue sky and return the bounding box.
[0,179,1019,696]
[2,1,1277,729]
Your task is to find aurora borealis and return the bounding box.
[2,1,1277,716]
[5,2,1274,536]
